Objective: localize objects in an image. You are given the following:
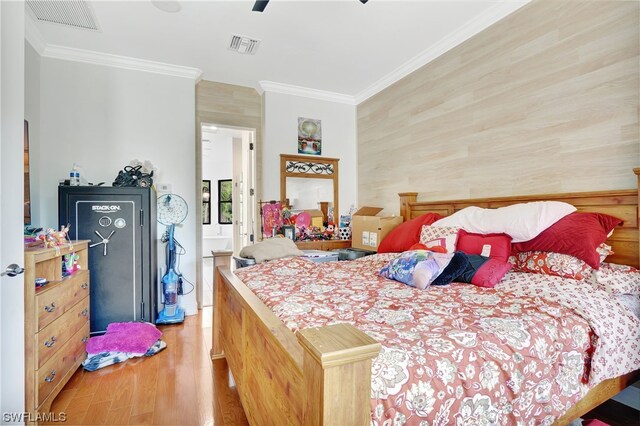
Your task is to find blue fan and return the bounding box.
[156,194,188,325]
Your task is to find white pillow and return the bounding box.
[431,201,576,243]
[419,225,460,253]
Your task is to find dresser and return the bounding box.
[295,239,351,251]
[24,240,90,419]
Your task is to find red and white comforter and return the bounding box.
[235,254,640,425]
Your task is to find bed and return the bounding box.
[211,169,640,425]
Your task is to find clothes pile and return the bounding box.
[82,322,166,371]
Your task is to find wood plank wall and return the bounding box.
[357,0,639,214]
[195,80,263,307]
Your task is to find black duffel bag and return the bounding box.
[112,165,154,188]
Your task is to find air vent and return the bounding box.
[229,35,261,55]
[27,0,99,31]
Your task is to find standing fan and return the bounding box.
[156,194,188,324]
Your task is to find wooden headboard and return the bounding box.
[399,169,640,268]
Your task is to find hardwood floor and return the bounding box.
[45,307,248,426]
[45,308,638,426]
[583,399,640,426]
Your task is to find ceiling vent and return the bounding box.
[27,0,100,31]
[229,35,260,55]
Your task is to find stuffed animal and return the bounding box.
[39,225,70,248]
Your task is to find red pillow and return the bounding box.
[512,212,622,269]
[377,213,443,253]
[456,230,512,262]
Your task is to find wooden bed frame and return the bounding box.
[212,169,640,425]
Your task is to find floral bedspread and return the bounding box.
[234,254,640,425]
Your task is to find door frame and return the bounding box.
[195,122,257,309]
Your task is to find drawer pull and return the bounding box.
[44,336,57,348]
[81,308,89,317]
[44,302,56,313]
[81,336,89,343]
[81,282,88,289]
[44,370,56,383]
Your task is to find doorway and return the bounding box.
[199,123,256,307]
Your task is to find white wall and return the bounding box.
[25,42,40,225]
[202,130,233,238]
[35,58,198,315]
[262,91,357,216]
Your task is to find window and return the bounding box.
[218,179,232,224]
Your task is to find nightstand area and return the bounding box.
[295,239,351,251]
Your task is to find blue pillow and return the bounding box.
[431,252,470,286]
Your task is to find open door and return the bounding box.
[1,0,26,416]
[232,130,257,254]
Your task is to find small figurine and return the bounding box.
[326,223,335,235]
[282,208,292,225]
[39,225,71,248]
[53,224,70,243]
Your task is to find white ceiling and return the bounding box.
[27,0,528,101]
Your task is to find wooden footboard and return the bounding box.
[212,266,381,425]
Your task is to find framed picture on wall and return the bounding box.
[297,117,322,155]
[202,180,211,225]
[218,179,232,224]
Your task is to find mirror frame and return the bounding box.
[280,154,339,225]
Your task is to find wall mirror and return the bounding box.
[280,154,339,225]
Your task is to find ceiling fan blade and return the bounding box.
[252,1,269,12]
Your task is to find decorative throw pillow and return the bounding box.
[379,250,454,290]
[454,254,512,288]
[431,252,470,286]
[432,201,576,242]
[238,237,304,263]
[419,225,460,253]
[509,251,593,280]
[377,213,443,253]
[512,212,623,269]
[456,230,512,262]
[585,263,640,295]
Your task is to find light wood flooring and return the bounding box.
[46,308,637,426]
[45,307,247,425]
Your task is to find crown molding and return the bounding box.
[259,81,356,105]
[25,13,202,81]
[41,45,203,81]
[24,14,46,55]
[354,0,530,104]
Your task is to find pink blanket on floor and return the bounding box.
[86,322,162,354]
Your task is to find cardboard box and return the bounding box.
[306,209,324,228]
[351,207,403,251]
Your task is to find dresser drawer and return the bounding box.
[37,321,88,407]
[36,270,90,331]
[36,296,89,369]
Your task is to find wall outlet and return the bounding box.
[157,183,171,193]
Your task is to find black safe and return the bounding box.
[59,186,158,334]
